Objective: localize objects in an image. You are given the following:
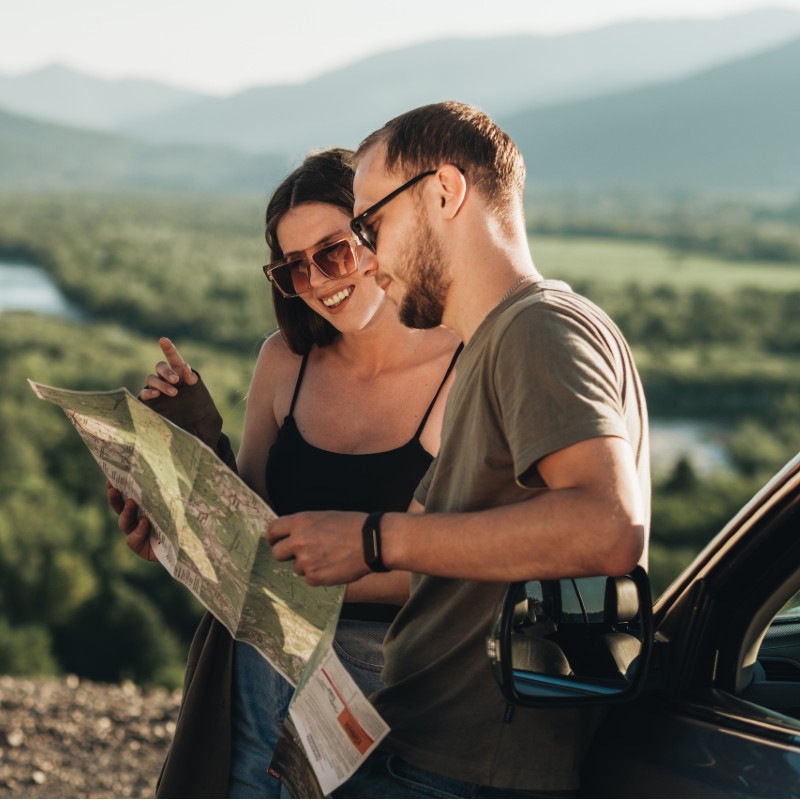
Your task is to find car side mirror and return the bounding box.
[486,566,653,706]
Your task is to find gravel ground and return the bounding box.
[0,675,181,799]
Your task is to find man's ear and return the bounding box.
[434,164,467,220]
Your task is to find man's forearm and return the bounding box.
[381,488,644,582]
[381,435,646,582]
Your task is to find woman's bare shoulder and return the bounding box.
[257,330,302,368]
[240,332,301,492]
[248,331,303,396]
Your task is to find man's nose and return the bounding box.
[359,248,378,278]
[359,249,390,290]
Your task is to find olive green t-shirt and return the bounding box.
[372,280,650,791]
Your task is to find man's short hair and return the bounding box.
[354,101,526,223]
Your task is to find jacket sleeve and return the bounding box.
[156,612,233,798]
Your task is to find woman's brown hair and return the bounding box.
[265,147,355,354]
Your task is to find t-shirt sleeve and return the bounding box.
[413,457,436,508]
[495,307,630,486]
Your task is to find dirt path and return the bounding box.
[0,675,181,799]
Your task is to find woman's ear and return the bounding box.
[435,164,468,220]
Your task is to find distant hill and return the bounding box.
[0,64,208,130]
[0,108,286,192]
[116,9,800,157]
[501,35,800,191]
[3,29,799,194]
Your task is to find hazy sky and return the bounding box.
[4,0,800,94]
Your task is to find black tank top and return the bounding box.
[265,345,461,621]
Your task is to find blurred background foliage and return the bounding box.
[1,188,799,686]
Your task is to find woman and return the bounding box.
[110,147,459,797]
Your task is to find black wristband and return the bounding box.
[362,512,390,573]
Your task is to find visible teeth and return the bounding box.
[322,288,352,307]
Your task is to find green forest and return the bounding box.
[1,189,799,688]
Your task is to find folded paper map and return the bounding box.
[28,380,344,686]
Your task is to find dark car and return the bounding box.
[488,452,800,797]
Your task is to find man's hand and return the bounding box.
[107,481,159,562]
[266,511,370,586]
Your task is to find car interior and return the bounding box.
[683,483,800,728]
[737,575,800,719]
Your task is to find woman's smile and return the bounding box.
[320,285,353,309]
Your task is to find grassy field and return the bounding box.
[530,235,800,292]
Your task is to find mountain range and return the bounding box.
[1,9,799,193]
[116,8,800,156]
[503,34,800,190]
[0,108,285,192]
[0,64,204,130]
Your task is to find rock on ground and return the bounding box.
[0,675,181,799]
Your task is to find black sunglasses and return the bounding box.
[350,167,463,253]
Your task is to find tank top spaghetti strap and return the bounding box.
[264,343,461,622]
[266,343,461,516]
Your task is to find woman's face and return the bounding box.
[275,202,385,331]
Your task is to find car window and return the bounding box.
[742,588,800,718]
[777,589,800,620]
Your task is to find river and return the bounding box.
[649,418,732,475]
[0,260,84,320]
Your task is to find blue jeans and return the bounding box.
[228,619,388,798]
[334,753,576,799]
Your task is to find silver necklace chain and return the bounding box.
[500,274,536,304]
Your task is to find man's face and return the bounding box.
[394,205,449,329]
[352,145,451,329]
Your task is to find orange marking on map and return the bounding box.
[321,668,374,754]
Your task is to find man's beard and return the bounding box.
[397,211,451,329]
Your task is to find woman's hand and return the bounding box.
[139,337,198,401]
[106,480,159,562]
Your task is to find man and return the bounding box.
[267,101,649,797]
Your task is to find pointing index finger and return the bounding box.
[158,337,197,385]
